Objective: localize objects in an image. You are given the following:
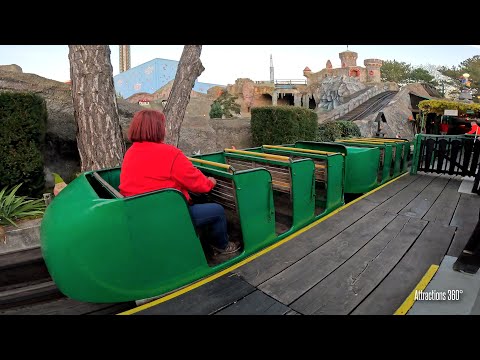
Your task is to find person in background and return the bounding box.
[467,121,479,135]
[438,120,448,135]
[119,109,240,255]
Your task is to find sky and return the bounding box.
[0,45,479,86]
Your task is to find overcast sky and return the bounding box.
[1,45,479,85]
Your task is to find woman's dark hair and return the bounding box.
[128,109,166,143]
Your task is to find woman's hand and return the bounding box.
[208,176,217,187]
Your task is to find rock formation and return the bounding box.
[0,64,23,73]
[354,83,435,139]
[311,75,367,111]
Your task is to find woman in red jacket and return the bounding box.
[467,121,479,135]
[119,109,240,255]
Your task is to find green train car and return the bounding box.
[335,138,410,184]
[40,140,406,303]
[284,141,381,193]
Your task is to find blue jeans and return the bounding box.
[189,203,228,249]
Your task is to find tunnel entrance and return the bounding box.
[278,93,294,106]
[259,94,273,108]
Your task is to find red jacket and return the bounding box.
[467,122,479,134]
[119,142,214,202]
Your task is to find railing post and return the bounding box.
[410,134,421,175]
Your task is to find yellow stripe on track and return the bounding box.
[119,172,409,315]
[393,264,439,315]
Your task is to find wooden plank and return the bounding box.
[0,248,50,288]
[450,193,480,229]
[447,225,476,257]
[0,296,134,315]
[87,302,137,315]
[214,290,290,315]
[362,174,420,204]
[285,310,301,315]
[351,221,456,315]
[374,174,438,214]
[290,216,427,315]
[135,274,256,315]
[399,176,449,219]
[236,198,379,286]
[258,209,397,305]
[0,247,42,269]
[422,179,461,225]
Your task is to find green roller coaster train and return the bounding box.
[40,139,411,303]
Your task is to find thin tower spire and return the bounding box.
[270,54,274,83]
[119,45,131,73]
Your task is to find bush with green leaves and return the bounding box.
[0,184,46,227]
[210,91,241,119]
[316,120,362,142]
[209,101,223,119]
[251,106,317,146]
[0,92,47,197]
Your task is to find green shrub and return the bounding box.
[316,120,361,142]
[0,92,47,197]
[209,101,223,119]
[210,91,241,119]
[0,183,46,227]
[251,106,317,146]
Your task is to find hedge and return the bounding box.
[251,106,317,146]
[0,92,47,197]
[316,120,361,142]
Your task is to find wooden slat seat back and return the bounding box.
[188,157,238,212]
[260,144,345,216]
[223,151,292,194]
[262,145,329,182]
[282,154,326,182]
[207,175,237,212]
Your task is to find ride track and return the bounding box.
[339,91,398,121]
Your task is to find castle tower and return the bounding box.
[119,45,131,73]
[270,54,274,83]
[339,50,358,68]
[303,66,312,84]
[364,58,383,82]
[326,60,332,69]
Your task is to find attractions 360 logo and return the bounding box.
[415,289,463,301]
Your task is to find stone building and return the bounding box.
[303,50,383,84]
[212,50,384,114]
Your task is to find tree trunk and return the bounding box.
[68,45,126,172]
[164,45,205,146]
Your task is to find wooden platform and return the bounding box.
[124,173,480,315]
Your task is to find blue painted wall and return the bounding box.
[114,58,221,99]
